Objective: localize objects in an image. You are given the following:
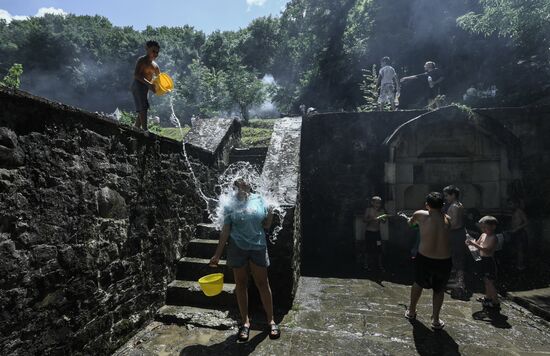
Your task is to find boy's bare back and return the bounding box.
[413,210,451,259]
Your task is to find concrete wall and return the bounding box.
[185,118,241,168]
[300,110,425,274]
[261,118,302,309]
[0,88,212,355]
[300,106,550,275]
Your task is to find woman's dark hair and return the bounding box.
[381,56,390,65]
[146,40,160,49]
[233,178,251,191]
[443,185,460,199]
[426,192,444,210]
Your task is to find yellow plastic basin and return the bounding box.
[153,72,174,96]
[198,273,224,297]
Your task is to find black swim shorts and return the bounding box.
[131,80,150,113]
[365,230,382,253]
[414,253,452,292]
[477,256,497,281]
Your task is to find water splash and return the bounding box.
[169,95,208,202]
[168,96,286,243]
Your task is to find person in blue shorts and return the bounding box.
[210,178,279,342]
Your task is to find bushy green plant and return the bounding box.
[1,63,23,89]
[357,64,378,112]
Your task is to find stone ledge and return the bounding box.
[507,288,550,322]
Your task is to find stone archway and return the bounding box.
[384,106,522,214]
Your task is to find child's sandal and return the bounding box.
[404,310,417,320]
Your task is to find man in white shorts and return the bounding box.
[377,56,400,111]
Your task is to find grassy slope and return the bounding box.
[158,119,276,147]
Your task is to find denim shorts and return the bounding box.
[226,241,270,268]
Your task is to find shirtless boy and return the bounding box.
[132,40,161,131]
[466,216,499,308]
[400,192,451,329]
[443,185,467,291]
[508,198,529,270]
[362,196,387,271]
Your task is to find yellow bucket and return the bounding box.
[153,72,174,96]
[198,273,224,297]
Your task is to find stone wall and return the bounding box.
[261,118,302,309]
[185,118,241,168]
[0,88,213,355]
[300,107,550,275]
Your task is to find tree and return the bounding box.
[1,63,23,89]
[226,60,266,124]
[235,16,281,76]
[457,0,550,51]
[177,59,231,119]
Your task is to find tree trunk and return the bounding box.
[240,104,249,125]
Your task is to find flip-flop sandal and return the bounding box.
[431,319,445,330]
[404,310,417,320]
[237,325,250,342]
[268,323,281,340]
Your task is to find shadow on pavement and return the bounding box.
[179,330,268,356]
[472,307,512,329]
[410,319,461,356]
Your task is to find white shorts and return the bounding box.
[378,83,395,104]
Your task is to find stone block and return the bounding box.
[95,187,128,219]
[32,245,57,264]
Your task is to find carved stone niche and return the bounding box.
[383,106,522,215]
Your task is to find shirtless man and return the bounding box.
[400,192,451,329]
[443,185,467,291]
[132,40,161,131]
[362,196,387,271]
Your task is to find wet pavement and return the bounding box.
[114,277,550,356]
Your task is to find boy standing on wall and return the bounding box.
[377,57,399,111]
[132,40,161,131]
[466,216,500,308]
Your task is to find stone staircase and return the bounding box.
[154,117,302,331]
[155,223,239,330]
[229,147,268,170]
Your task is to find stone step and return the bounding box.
[188,239,223,259]
[195,223,220,240]
[176,257,235,283]
[155,305,238,330]
[166,280,237,308]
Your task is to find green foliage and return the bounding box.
[158,127,191,141]
[226,60,267,124]
[248,118,276,129]
[1,1,549,118]
[240,127,273,147]
[357,64,378,112]
[1,63,23,88]
[457,0,550,50]
[118,110,136,126]
[177,59,231,118]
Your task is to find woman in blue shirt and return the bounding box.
[210,178,279,342]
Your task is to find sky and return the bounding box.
[0,0,290,33]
